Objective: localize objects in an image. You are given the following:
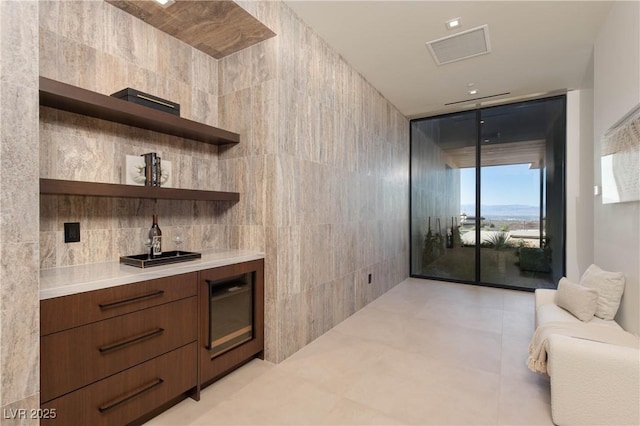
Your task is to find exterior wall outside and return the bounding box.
[410,124,460,276]
[593,0,640,335]
[0,0,41,422]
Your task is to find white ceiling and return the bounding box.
[283,1,612,118]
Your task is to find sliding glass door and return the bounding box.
[410,96,566,290]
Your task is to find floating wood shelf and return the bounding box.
[39,77,239,146]
[40,179,240,202]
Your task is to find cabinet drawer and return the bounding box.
[41,297,197,403]
[41,272,197,336]
[41,342,197,426]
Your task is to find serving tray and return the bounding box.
[120,251,201,268]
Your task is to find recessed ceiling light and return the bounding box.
[468,89,478,95]
[480,120,485,124]
[445,18,462,30]
[154,0,175,7]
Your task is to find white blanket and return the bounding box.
[528,320,639,374]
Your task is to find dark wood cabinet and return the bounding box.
[40,260,264,425]
[41,343,197,426]
[41,272,197,336]
[198,259,265,387]
[41,297,197,403]
[40,273,199,425]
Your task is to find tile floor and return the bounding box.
[146,278,553,425]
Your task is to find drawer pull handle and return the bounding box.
[98,378,164,413]
[98,328,165,353]
[98,290,165,310]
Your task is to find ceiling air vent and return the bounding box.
[426,25,491,66]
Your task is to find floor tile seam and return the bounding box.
[370,339,504,378]
[328,325,415,351]
[371,299,508,332]
[331,315,505,371]
[495,302,508,419]
[200,374,347,424]
[501,300,536,313]
[201,364,280,407]
[196,384,248,411]
[367,299,432,314]
[417,300,508,314]
[421,298,507,312]
[323,326,406,352]
[273,355,390,399]
[501,330,535,340]
[409,314,506,336]
[359,303,421,319]
[500,371,551,403]
[328,393,413,425]
[268,362,352,399]
[338,392,422,426]
[410,317,505,341]
[495,326,505,426]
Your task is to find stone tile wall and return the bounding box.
[38,1,233,268]
[34,0,409,368]
[0,0,40,423]
[223,2,410,362]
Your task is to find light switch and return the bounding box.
[64,222,80,243]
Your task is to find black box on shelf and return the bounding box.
[110,88,180,116]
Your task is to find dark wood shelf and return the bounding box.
[39,77,239,146]
[40,179,240,202]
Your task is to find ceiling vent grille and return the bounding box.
[426,25,491,66]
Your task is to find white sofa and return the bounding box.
[534,289,640,425]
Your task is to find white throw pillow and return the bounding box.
[579,264,625,320]
[555,277,598,322]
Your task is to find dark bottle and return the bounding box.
[149,214,162,257]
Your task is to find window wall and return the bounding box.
[410,97,566,290]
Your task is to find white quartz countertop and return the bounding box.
[40,249,265,300]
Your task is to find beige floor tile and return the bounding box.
[331,306,413,348]
[344,348,500,425]
[145,279,550,426]
[501,333,542,385]
[277,329,389,395]
[503,289,535,313]
[191,370,342,425]
[502,309,535,338]
[498,375,553,425]
[321,397,408,425]
[403,319,503,375]
[145,359,276,425]
[144,397,203,426]
[416,299,504,335]
[366,285,431,318]
[422,283,506,311]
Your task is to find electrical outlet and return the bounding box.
[64,222,80,243]
[368,273,372,284]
